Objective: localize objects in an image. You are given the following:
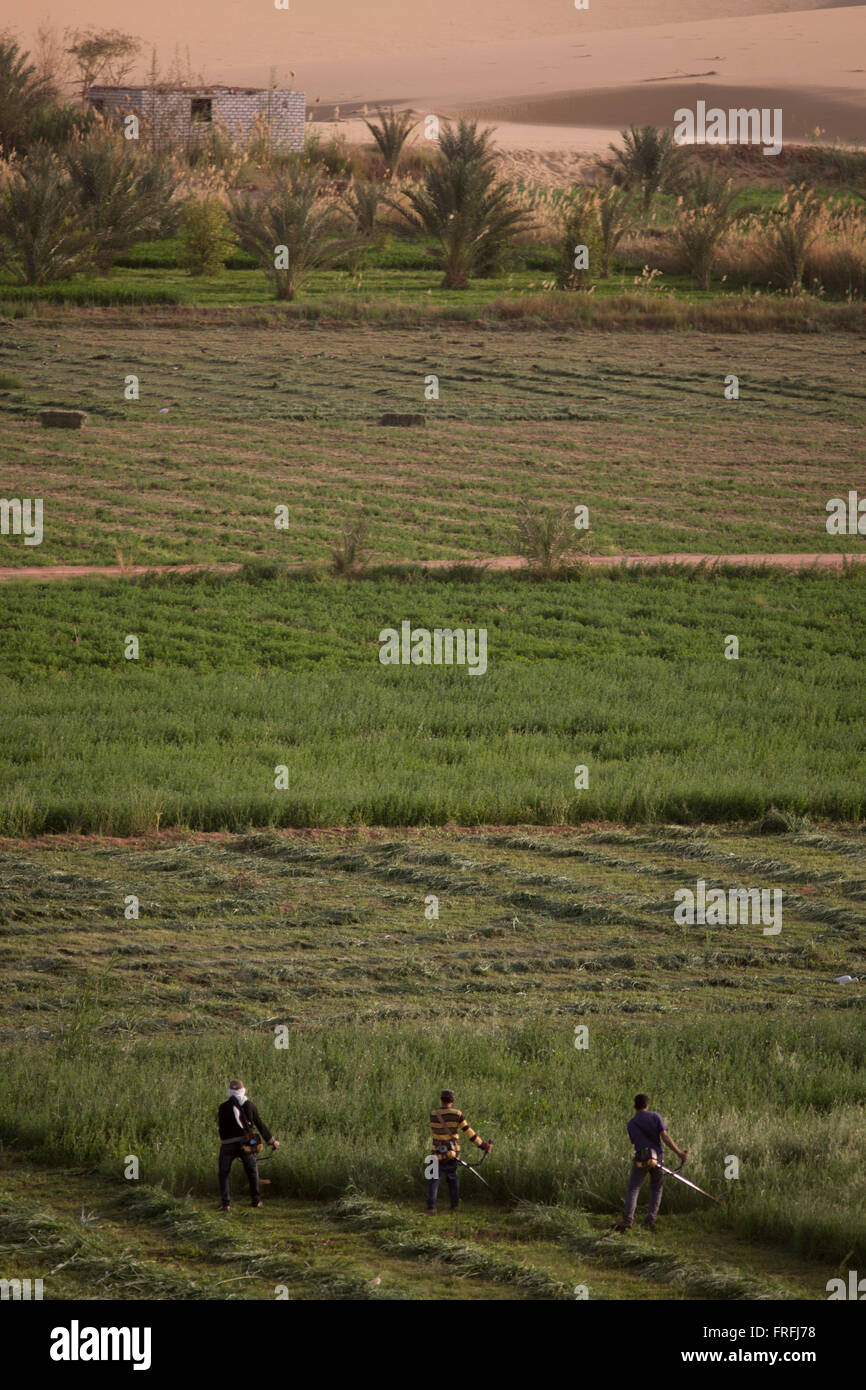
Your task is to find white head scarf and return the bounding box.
[228,1084,247,1128]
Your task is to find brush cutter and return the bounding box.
[456,1148,492,1189]
[636,1149,723,1204]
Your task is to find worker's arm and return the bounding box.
[460,1117,492,1152]
[249,1103,278,1147]
[661,1129,688,1162]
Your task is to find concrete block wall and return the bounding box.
[87,87,306,151]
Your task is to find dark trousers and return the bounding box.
[218,1141,260,1206]
[427,1158,460,1210]
[623,1160,664,1225]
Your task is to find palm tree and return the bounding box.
[363,107,418,180]
[0,150,96,284]
[400,156,529,289]
[228,164,357,300]
[438,119,498,169]
[603,124,685,215]
[63,125,177,271]
[0,36,53,153]
[397,120,530,288]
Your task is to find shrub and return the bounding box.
[671,167,737,291]
[331,511,370,575]
[804,206,866,298]
[341,178,383,239]
[595,185,635,276]
[515,505,580,574]
[556,190,603,289]
[754,186,824,294]
[178,197,233,276]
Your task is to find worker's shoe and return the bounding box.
[612,1220,632,1233]
[219,1204,232,1213]
[424,1206,436,1216]
[643,1218,657,1232]
[251,1200,264,1209]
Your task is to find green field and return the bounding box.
[0,567,863,832]
[1,314,864,1301]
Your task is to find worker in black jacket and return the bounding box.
[217,1079,280,1211]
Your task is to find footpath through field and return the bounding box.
[1,553,864,582]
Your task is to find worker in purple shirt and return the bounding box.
[614,1093,689,1232]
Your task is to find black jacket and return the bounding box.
[217,1097,273,1144]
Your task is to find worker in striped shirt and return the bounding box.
[426,1088,492,1214]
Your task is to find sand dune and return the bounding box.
[15,2,866,95]
[12,1,866,153]
[459,83,865,146]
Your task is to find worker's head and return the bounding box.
[634,1093,649,1110]
[441,1089,455,1105]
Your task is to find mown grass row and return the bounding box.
[511,1204,796,1300]
[0,824,861,1041]
[0,1196,208,1299]
[325,1194,571,1299]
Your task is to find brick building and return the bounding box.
[86,85,306,152]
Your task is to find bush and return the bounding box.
[754,186,824,294]
[556,190,603,289]
[595,185,635,277]
[671,168,737,291]
[331,511,370,575]
[178,198,233,276]
[515,505,580,574]
[804,207,866,298]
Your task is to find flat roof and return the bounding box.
[87,85,303,96]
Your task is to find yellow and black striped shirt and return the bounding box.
[429,1106,485,1160]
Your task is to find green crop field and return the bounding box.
[0,567,864,833]
[1,315,863,1303]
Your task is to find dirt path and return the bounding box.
[0,553,863,582]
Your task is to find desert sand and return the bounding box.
[11,1,866,152]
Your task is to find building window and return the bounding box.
[191,98,213,123]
